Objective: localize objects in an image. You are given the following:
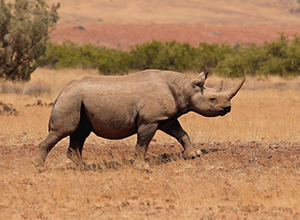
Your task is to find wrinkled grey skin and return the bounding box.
[33,69,245,166]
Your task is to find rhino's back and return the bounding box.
[75,69,182,92]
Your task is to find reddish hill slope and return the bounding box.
[48,0,300,49]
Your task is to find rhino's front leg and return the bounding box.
[160,119,201,159]
[135,122,159,166]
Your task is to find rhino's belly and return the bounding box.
[91,120,137,139]
[84,107,138,139]
[82,94,140,139]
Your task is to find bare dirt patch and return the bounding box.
[1,139,300,219]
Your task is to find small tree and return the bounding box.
[0,0,59,81]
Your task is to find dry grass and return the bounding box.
[1,69,300,219]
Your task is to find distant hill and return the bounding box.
[47,0,300,24]
[47,0,300,49]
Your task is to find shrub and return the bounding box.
[197,42,234,69]
[97,48,131,75]
[0,0,59,81]
[216,44,266,77]
[39,41,131,74]
[216,34,300,77]
[284,41,300,74]
[129,40,200,71]
[39,41,96,68]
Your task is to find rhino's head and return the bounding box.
[189,72,245,117]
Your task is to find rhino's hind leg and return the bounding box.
[67,127,91,166]
[32,131,66,166]
[67,107,91,167]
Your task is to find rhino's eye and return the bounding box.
[210,98,217,103]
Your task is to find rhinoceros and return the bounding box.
[33,69,245,167]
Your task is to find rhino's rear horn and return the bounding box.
[213,80,223,92]
[225,77,246,99]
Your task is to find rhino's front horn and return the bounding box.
[225,77,246,99]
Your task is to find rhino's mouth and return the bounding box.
[220,111,228,116]
[220,106,231,116]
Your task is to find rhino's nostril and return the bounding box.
[224,106,231,112]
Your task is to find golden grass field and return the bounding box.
[2,1,300,219]
[1,69,300,219]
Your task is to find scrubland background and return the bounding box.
[1,0,300,219]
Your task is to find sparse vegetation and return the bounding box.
[38,41,130,73]
[129,40,200,72]
[38,34,300,77]
[0,101,18,115]
[73,25,85,30]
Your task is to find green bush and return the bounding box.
[197,42,234,69]
[216,34,300,77]
[216,44,267,77]
[38,41,97,68]
[129,40,165,70]
[0,0,59,81]
[38,41,131,74]
[285,42,300,74]
[97,48,131,75]
[38,34,300,77]
[129,40,200,71]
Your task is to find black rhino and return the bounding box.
[33,69,245,167]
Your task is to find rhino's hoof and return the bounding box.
[196,149,202,156]
[188,151,197,159]
[32,156,45,167]
[182,150,201,160]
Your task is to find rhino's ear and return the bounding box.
[191,71,208,88]
[213,80,223,92]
